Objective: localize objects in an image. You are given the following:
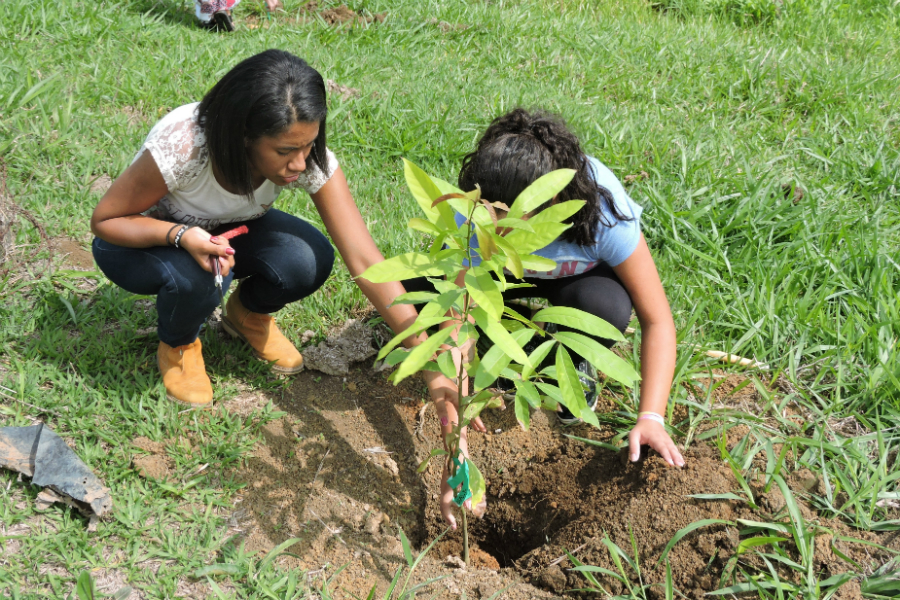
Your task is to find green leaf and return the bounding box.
[384,348,409,366]
[465,267,504,322]
[489,233,524,279]
[376,317,449,360]
[514,393,531,430]
[468,459,486,508]
[399,527,414,567]
[553,331,640,386]
[773,475,810,559]
[522,339,555,379]
[436,350,457,379]
[533,306,625,341]
[471,307,531,367]
[535,382,562,410]
[495,217,534,233]
[194,563,244,577]
[657,519,735,564]
[389,291,439,306]
[735,519,790,534]
[474,222,498,261]
[403,158,456,229]
[556,345,599,427]
[515,379,541,408]
[359,252,451,283]
[392,329,454,384]
[462,391,503,424]
[408,217,443,236]
[688,493,747,502]
[504,222,571,254]
[507,169,576,219]
[735,536,788,555]
[474,328,534,389]
[564,434,622,452]
[75,571,96,600]
[259,538,302,571]
[518,254,558,272]
[417,448,448,473]
[527,199,586,225]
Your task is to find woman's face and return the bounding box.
[247,121,320,186]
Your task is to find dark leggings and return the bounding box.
[93,209,335,347]
[406,262,633,352]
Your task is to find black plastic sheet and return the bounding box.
[0,423,112,517]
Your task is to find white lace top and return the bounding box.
[138,103,338,230]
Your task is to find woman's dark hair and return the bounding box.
[458,108,631,246]
[198,49,328,200]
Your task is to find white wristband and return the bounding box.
[637,412,665,425]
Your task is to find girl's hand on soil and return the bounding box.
[265,0,282,11]
[181,228,236,276]
[628,420,685,467]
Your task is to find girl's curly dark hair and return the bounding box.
[458,108,631,246]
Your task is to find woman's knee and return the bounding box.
[266,236,334,299]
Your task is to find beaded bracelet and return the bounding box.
[172,225,192,249]
[637,411,665,425]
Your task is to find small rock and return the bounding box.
[300,330,316,344]
[444,555,466,570]
[536,565,567,592]
[550,501,558,509]
[347,382,357,392]
[364,512,381,535]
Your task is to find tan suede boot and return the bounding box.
[157,339,213,408]
[221,286,304,374]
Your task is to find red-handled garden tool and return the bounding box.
[210,225,248,317]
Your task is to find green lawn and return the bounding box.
[1,0,899,597]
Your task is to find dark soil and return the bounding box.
[219,351,896,599]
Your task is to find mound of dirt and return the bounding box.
[318,4,385,26]
[219,360,894,599]
[301,318,378,376]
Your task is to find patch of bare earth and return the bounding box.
[217,356,897,599]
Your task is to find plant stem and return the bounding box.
[462,506,469,566]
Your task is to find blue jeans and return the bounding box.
[93,209,335,347]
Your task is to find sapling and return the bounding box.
[360,159,641,564]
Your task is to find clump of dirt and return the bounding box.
[131,436,200,481]
[302,318,378,375]
[318,4,385,26]
[623,170,650,184]
[326,79,360,101]
[220,361,895,599]
[425,17,471,33]
[89,174,113,195]
[57,239,95,271]
[782,181,805,203]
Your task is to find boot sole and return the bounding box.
[221,316,305,375]
[157,355,213,409]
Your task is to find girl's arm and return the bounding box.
[612,234,685,467]
[311,167,485,428]
[90,151,234,273]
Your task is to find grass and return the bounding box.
[1,0,899,597]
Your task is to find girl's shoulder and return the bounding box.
[585,156,642,221]
[138,103,208,192]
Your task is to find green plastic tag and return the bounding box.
[446,456,471,507]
